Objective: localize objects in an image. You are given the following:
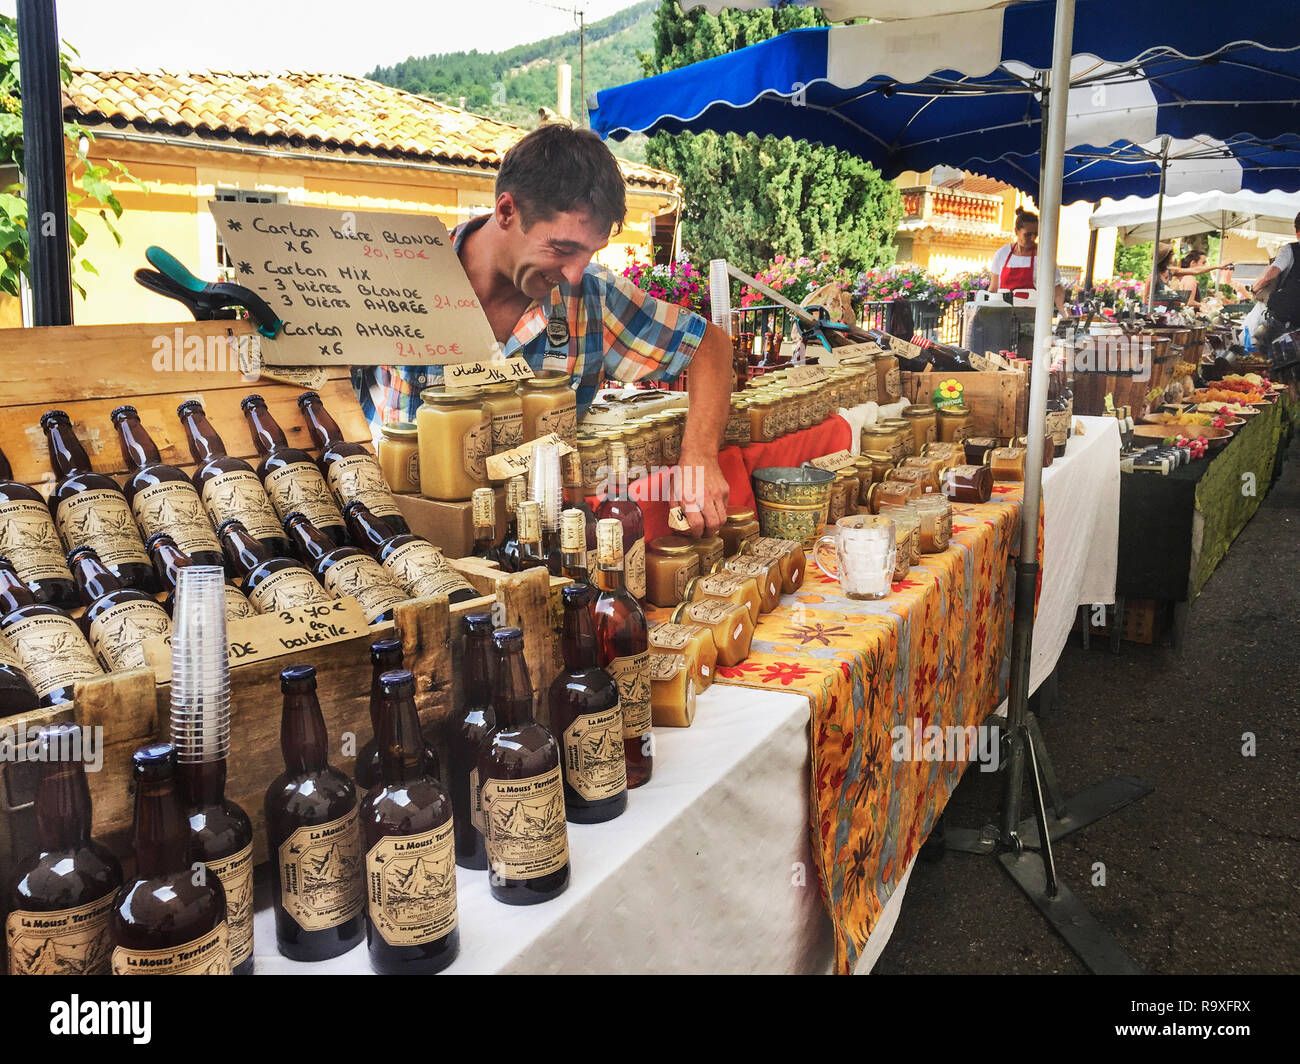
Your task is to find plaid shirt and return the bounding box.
[352,214,708,426]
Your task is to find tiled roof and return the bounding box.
[65,68,679,192]
[936,172,1013,196]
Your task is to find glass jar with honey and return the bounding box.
[691,533,725,575]
[639,418,664,470]
[836,467,861,517]
[941,463,994,503]
[520,371,577,445]
[649,622,717,694]
[988,446,1026,482]
[670,598,755,667]
[937,405,973,444]
[748,396,779,443]
[748,537,806,593]
[719,507,761,557]
[646,535,702,608]
[875,352,901,403]
[578,435,608,496]
[416,386,491,501]
[913,494,953,553]
[377,421,421,495]
[480,379,524,455]
[880,417,916,459]
[684,571,762,624]
[723,554,783,614]
[621,420,653,478]
[878,503,920,573]
[724,396,753,447]
[902,404,938,454]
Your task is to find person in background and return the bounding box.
[1246,213,1300,351]
[1151,243,1226,306]
[990,208,1066,314]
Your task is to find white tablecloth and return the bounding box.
[252,685,832,975]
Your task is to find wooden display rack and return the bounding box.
[0,320,566,883]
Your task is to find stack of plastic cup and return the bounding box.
[169,565,231,765]
[709,259,733,336]
[529,441,563,539]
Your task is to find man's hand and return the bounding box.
[672,449,730,536]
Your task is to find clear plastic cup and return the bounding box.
[169,565,232,764]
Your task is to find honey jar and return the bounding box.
[941,463,994,503]
[652,413,680,467]
[868,479,922,513]
[670,598,755,667]
[639,418,664,470]
[900,454,946,487]
[879,503,921,567]
[861,425,899,463]
[748,396,779,443]
[880,417,916,459]
[903,404,938,453]
[377,421,420,495]
[890,465,938,496]
[649,621,717,694]
[964,436,998,466]
[854,361,880,405]
[913,494,953,553]
[480,379,524,454]
[719,507,761,557]
[685,572,762,625]
[862,450,897,486]
[835,467,861,517]
[937,404,973,444]
[748,537,806,593]
[519,371,577,445]
[648,652,698,728]
[622,420,653,477]
[725,396,753,447]
[578,435,608,495]
[824,470,849,526]
[875,352,901,403]
[691,533,725,575]
[416,386,490,501]
[989,446,1026,481]
[646,535,702,608]
[723,555,783,614]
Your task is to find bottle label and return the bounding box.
[6,892,117,975]
[54,489,150,569]
[1046,409,1070,447]
[490,409,524,453]
[606,651,651,739]
[247,565,331,615]
[276,807,365,932]
[322,554,409,623]
[463,419,491,482]
[481,765,569,881]
[87,598,173,672]
[2,613,102,699]
[0,631,21,671]
[111,921,231,975]
[224,584,257,621]
[381,540,478,601]
[651,623,696,652]
[469,767,485,836]
[562,704,626,801]
[205,842,255,969]
[263,461,346,531]
[365,819,459,947]
[325,453,403,519]
[536,403,578,446]
[200,468,283,541]
[130,480,222,557]
[0,499,74,582]
[625,537,646,600]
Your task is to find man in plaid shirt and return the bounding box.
[353,124,733,534]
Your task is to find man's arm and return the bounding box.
[1254,265,1281,300]
[674,322,732,535]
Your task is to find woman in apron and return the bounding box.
[990,208,1066,314]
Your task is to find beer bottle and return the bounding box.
[297,390,411,535]
[355,636,439,796]
[593,518,653,789]
[0,555,102,707]
[470,487,504,567]
[548,584,627,823]
[561,448,598,551]
[360,668,460,974]
[593,442,646,602]
[0,443,78,609]
[40,410,157,594]
[241,394,348,547]
[343,502,480,605]
[67,546,172,673]
[498,475,526,573]
[111,405,224,567]
[447,612,495,870]
[0,628,37,718]
[177,399,295,559]
[111,744,232,974]
[560,508,593,591]
[5,723,122,974]
[477,627,570,905]
[283,512,408,624]
[146,532,255,622]
[516,500,547,572]
[265,664,365,961]
[216,519,331,616]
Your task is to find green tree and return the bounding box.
[1114,240,1154,279]
[641,1,901,276]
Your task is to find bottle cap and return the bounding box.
[296,391,321,408]
[176,399,205,418]
[378,668,415,695]
[370,636,402,664]
[239,394,266,411]
[463,612,494,633]
[215,517,249,538]
[491,627,524,650]
[144,531,179,554]
[39,410,70,430]
[110,404,139,423]
[131,742,177,782]
[562,583,591,607]
[280,663,317,691]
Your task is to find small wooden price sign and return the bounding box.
[485,433,575,482]
[786,365,830,387]
[668,506,692,531]
[446,357,534,388]
[809,449,855,472]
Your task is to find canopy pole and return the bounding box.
[1147,135,1172,305]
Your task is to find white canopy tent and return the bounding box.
[1090,189,1300,244]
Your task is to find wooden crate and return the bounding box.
[0,320,563,882]
[902,369,1029,439]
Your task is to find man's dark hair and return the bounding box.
[496,124,627,236]
[1294,210,1300,231]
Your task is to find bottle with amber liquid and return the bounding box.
[593,518,653,789]
[549,584,627,823]
[177,399,295,560]
[477,627,570,905]
[5,722,122,975]
[68,546,172,673]
[446,612,495,870]
[0,628,37,718]
[264,664,365,961]
[111,744,231,975]
[40,410,158,593]
[111,405,224,568]
[0,556,103,707]
[0,443,79,610]
[498,475,526,573]
[559,508,593,590]
[217,519,331,616]
[594,442,646,603]
[1046,365,1070,459]
[343,502,480,605]
[284,512,408,624]
[297,391,410,535]
[516,500,548,572]
[147,532,255,622]
[360,668,460,975]
[241,394,349,547]
[355,636,439,796]
[561,449,598,551]
[470,487,504,567]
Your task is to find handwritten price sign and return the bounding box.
[446,357,535,388]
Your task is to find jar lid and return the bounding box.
[596,428,625,440]
[938,404,971,416]
[904,405,936,417]
[524,370,571,388]
[380,420,418,439]
[726,507,756,522]
[880,418,909,429]
[863,450,894,461]
[480,380,520,394]
[682,574,703,599]
[649,535,697,556]
[420,384,482,402]
[862,425,894,436]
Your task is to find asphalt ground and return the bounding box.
[874,435,1300,975]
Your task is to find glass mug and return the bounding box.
[813,515,896,600]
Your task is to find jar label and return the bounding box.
[382,540,477,601]
[685,599,732,624]
[649,653,684,681]
[536,404,578,446]
[562,704,626,802]
[6,892,116,975]
[111,921,231,975]
[325,453,402,519]
[200,468,284,541]
[322,554,409,623]
[2,612,102,699]
[246,566,331,615]
[607,651,651,739]
[264,461,346,530]
[750,537,792,559]
[224,584,257,621]
[885,367,902,397]
[130,480,221,557]
[481,766,569,881]
[205,842,255,969]
[490,409,524,453]
[1046,409,1070,447]
[695,541,724,573]
[87,597,172,672]
[406,451,421,491]
[276,807,365,932]
[673,555,700,598]
[462,418,492,482]
[365,819,459,947]
[580,449,606,491]
[700,573,745,596]
[624,537,646,600]
[0,499,76,582]
[862,372,879,404]
[893,529,914,581]
[650,623,695,651]
[54,488,150,570]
